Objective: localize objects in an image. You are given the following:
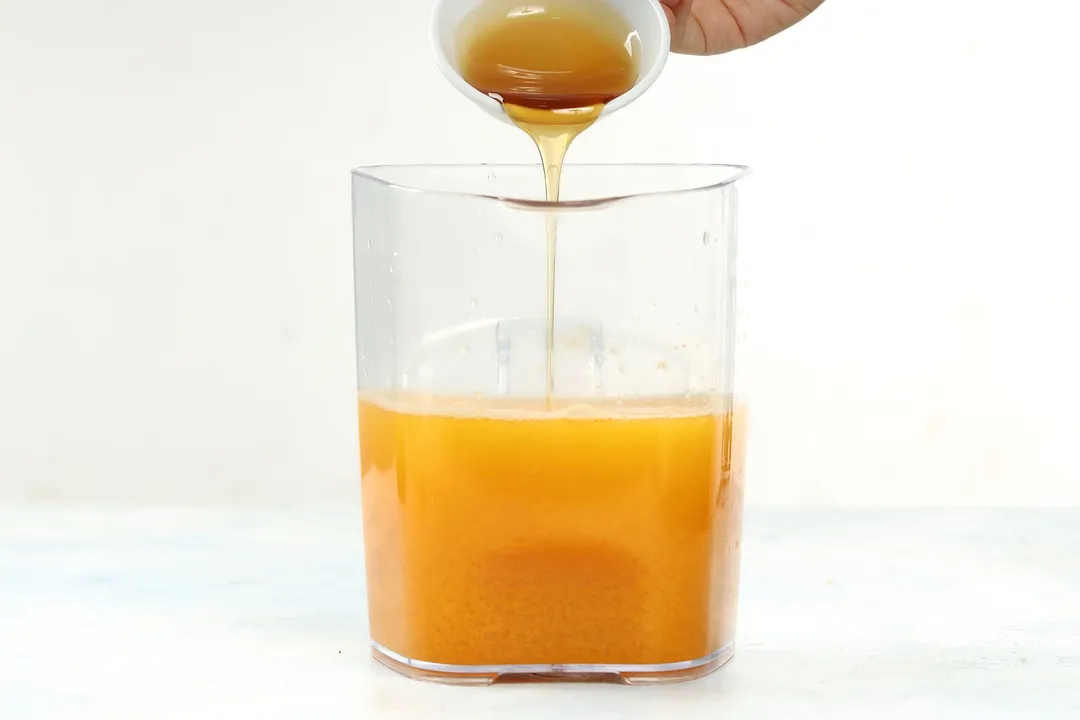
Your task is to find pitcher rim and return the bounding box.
[351,163,751,211]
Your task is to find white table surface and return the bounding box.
[1,507,1077,719]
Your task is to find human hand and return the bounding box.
[660,0,825,55]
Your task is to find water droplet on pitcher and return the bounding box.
[470,297,479,308]
[702,232,712,246]
[392,251,398,258]
[657,362,668,372]
[487,171,497,182]
[388,265,394,275]
[366,236,372,250]
[493,233,503,243]
[693,304,700,315]
[387,297,393,309]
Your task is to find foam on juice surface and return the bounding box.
[358,390,733,421]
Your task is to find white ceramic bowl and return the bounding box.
[430,0,671,126]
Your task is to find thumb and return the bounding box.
[659,0,695,54]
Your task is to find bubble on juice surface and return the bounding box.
[559,403,609,419]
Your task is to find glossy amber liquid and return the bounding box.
[458,0,639,400]
[458,0,638,113]
[360,394,746,666]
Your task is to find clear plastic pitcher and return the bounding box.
[352,163,750,685]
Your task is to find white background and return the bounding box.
[2,0,1078,505]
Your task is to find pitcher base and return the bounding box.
[370,642,734,686]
